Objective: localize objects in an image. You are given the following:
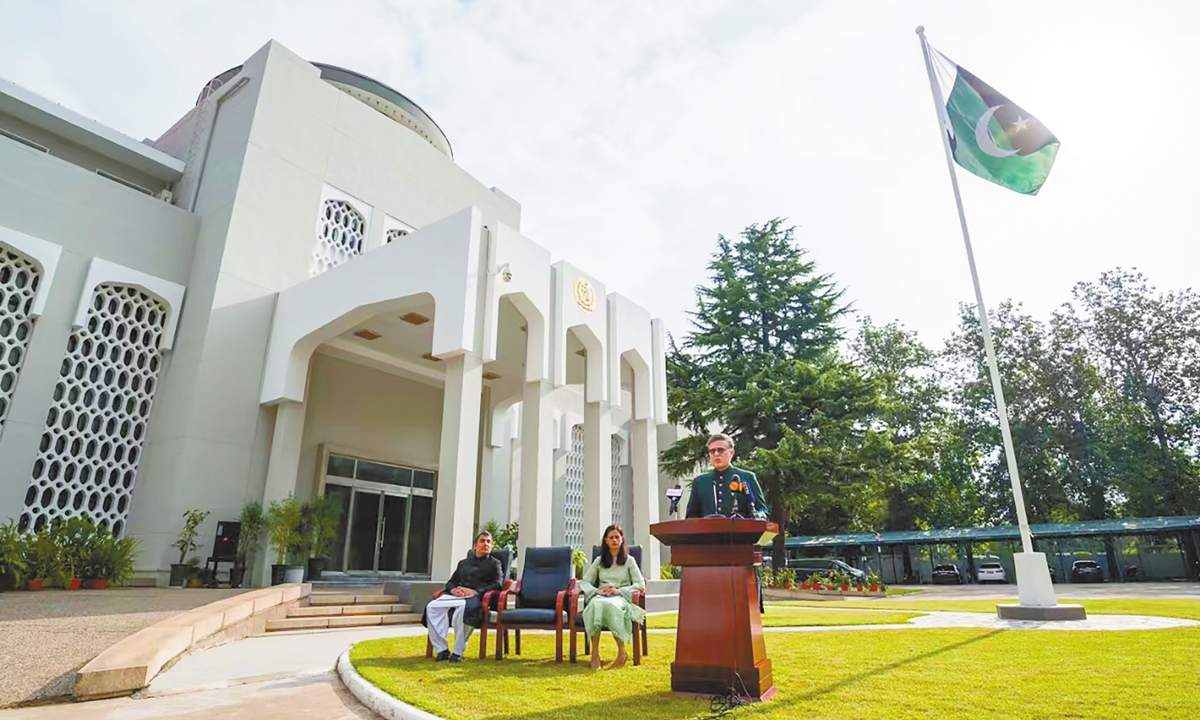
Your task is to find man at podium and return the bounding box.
[686,434,769,519]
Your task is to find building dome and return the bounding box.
[197,63,453,159]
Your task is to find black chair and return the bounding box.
[568,545,647,664]
[424,548,514,659]
[494,546,576,662]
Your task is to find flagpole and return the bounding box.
[915,26,1034,556]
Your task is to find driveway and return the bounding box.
[0,588,245,707]
[888,581,1200,600]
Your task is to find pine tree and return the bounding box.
[664,219,893,561]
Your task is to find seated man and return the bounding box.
[423,530,503,662]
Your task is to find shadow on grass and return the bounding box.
[476,692,706,720]
[755,629,1006,715]
[354,652,601,683]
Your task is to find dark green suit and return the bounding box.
[686,465,769,518]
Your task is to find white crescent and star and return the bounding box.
[975,105,1018,158]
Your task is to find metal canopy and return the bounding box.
[784,515,1200,548]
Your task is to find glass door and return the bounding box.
[324,454,436,575]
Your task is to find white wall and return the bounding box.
[297,352,443,501]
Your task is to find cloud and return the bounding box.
[4,0,1200,349]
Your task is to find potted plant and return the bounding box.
[866,569,885,595]
[25,530,62,590]
[184,557,204,588]
[301,493,344,582]
[52,516,98,591]
[267,496,303,585]
[170,509,210,587]
[0,522,28,591]
[232,501,268,589]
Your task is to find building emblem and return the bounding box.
[574,277,596,313]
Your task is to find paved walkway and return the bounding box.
[0,588,245,708]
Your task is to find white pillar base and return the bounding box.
[1013,552,1057,607]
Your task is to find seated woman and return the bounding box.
[579,524,646,670]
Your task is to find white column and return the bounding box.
[631,417,661,579]
[431,353,484,581]
[258,399,307,586]
[583,400,613,548]
[518,380,554,561]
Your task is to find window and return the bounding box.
[19,284,167,535]
[0,246,40,434]
[310,199,365,277]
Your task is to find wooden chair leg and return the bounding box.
[642,622,648,656]
[632,628,641,666]
[479,621,489,659]
[569,625,578,663]
[515,629,521,655]
[495,623,504,661]
[555,625,563,663]
[504,629,510,654]
[425,636,433,658]
[584,632,590,655]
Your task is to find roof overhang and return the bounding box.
[0,75,185,181]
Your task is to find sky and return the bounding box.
[3,0,1198,349]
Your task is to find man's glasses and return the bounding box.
[708,447,732,455]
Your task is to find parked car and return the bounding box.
[787,557,867,583]
[931,564,963,584]
[1070,559,1105,583]
[976,562,1008,584]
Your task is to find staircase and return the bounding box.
[265,583,422,632]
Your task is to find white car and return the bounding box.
[977,562,1008,584]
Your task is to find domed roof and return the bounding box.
[198,63,452,159]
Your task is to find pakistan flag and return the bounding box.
[939,52,1060,195]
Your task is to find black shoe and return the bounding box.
[435,650,451,662]
[448,654,463,663]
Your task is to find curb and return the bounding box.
[336,650,447,720]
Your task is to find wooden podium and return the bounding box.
[650,517,778,701]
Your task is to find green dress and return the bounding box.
[579,555,647,643]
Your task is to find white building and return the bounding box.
[0,40,683,585]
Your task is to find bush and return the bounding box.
[866,569,886,589]
[25,531,64,586]
[267,497,303,565]
[53,516,99,580]
[0,522,28,590]
[171,509,210,566]
[301,493,344,560]
[660,563,682,580]
[806,571,827,588]
[86,533,139,584]
[572,548,587,578]
[773,568,797,589]
[237,501,268,565]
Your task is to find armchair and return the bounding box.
[494,546,576,662]
[424,548,513,659]
[568,545,647,664]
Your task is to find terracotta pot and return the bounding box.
[84,579,109,590]
[840,584,849,591]
[800,583,810,590]
[28,578,44,591]
[65,578,82,591]
[870,585,880,592]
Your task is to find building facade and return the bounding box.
[0,40,682,585]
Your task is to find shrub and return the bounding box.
[267,497,303,565]
[301,494,344,560]
[237,501,268,566]
[775,568,797,589]
[572,548,587,578]
[171,509,210,566]
[0,522,28,590]
[660,563,682,580]
[25,531,64,586]
[866,569,886,589]
[86,533,139,584]
[53,516,99,580]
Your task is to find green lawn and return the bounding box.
[772,597,1200,622]
[647,606,925,629]
[352,601,1200,719]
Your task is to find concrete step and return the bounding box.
[310,583,386,595]
[645,593,679,613]
[288,603,413,618]
[265,612,422,632]
[646,579,681,595]
[309,593,400,606]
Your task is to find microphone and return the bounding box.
[666,485,683,516]
[729,473,751,518]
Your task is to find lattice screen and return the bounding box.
[563,424,585,550]
[0,246,40,435]
[19,284,167,535]
[310,199,365,277]
[611,435,627,528]
[385,228,409,244]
